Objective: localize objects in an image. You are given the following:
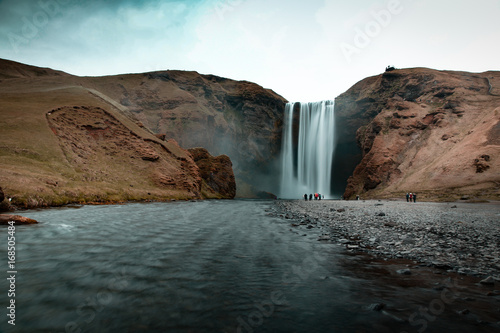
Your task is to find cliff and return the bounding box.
[0,59,242,208]
[80,70,287,195]
[335,68,500,201]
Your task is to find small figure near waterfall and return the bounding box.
[304,194,308,201]
[309,194,313,201]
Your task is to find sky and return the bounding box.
[0,0,499,102]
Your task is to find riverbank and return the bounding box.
[273,199,500,279]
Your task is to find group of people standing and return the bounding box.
[405,192,417,202]
[304,193,323,201]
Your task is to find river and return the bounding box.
[1,200,498,332]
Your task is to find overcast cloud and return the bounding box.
[0,0,499,101]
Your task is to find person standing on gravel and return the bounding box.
[413,193,417,203]
[304,194,308,201]
[406,193,409,202]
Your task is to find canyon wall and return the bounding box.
[81,70,287,196]
[335,68,500,201]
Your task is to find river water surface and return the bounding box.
[1,200,498,332]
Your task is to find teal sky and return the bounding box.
[0,0,499,101]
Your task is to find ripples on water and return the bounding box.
[1,200,498,332]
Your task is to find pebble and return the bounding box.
[458,309,470,315]
[368,303,386,311]
[480,276,495,285]
[397,269,412,275]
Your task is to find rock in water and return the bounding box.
[0,214,38,225]
[479,276,495,285]
[396,269,412,275]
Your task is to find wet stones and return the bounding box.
[396,269,412,275]
[368,303,386,311]
[479,276,495,285]
[273,199,500,279]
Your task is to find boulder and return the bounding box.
[188,148,236,199]
[479,276,495,285]
[0,214,38,225]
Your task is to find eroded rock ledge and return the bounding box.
[188,148,236,199]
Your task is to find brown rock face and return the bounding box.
[336,68,500,200]
[83,70,287,195]
[46,105,203,199]
[188,148,236,199]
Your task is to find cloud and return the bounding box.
[0,0,498,101]
[0,0,203,74]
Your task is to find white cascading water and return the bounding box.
[280,100,335,199]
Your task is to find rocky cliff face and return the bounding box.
[0,59,245,207]
[81,70,287,195]
[336,68,500,201]
[188,148,236,199]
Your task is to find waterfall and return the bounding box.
[280,100,335,199]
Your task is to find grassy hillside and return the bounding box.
[0,60,234,209]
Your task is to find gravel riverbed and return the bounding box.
[273,199,500,279]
